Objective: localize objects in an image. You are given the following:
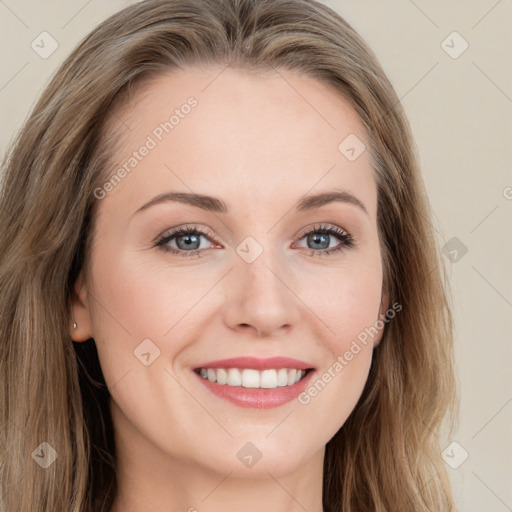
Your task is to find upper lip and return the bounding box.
[194,356,315,371]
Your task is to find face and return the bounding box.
[71,66,389,479]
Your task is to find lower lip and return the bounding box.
[194,370,315,409]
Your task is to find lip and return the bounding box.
[193,356,314,371]
[194,369,315,409]
[191,357,316,409]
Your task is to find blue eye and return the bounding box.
[295,224,355,256]
[155,226,211,258]
[155,223,355,258]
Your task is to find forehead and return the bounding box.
[100,66,377,222]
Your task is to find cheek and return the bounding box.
[88,247,195,337]
[295,270,381,440]
[86,246,215,377]
[293,262,382,425]
[296,261,384,350]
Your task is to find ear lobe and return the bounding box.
[379,286,390,317]
[70,273,93,342]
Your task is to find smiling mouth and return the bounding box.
[193,367,313,389]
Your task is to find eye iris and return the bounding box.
[177,233,200,250]
[308,232,329,250]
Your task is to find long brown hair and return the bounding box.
[0,1,457,510]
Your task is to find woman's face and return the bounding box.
[72,66,388,479]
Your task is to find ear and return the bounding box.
[373,284,390,348]
[70,272,93,342]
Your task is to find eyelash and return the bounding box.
[154,223,355,259]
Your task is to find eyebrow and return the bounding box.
[134,189,369,217]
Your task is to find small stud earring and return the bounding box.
[73,322,77,329]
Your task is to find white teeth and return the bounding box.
[216,368,228,385]
[277,368,289,387]
[227,368,241,386]
[242,369,260,388]
[197,368,308,389]
[260,369,277,388]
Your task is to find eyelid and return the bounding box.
[154,223,219,245]
[294,222,350,240]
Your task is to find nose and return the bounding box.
[222,246,301,338]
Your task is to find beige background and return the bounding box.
[1,1,511,510]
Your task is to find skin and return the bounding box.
[71,66,389,512]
